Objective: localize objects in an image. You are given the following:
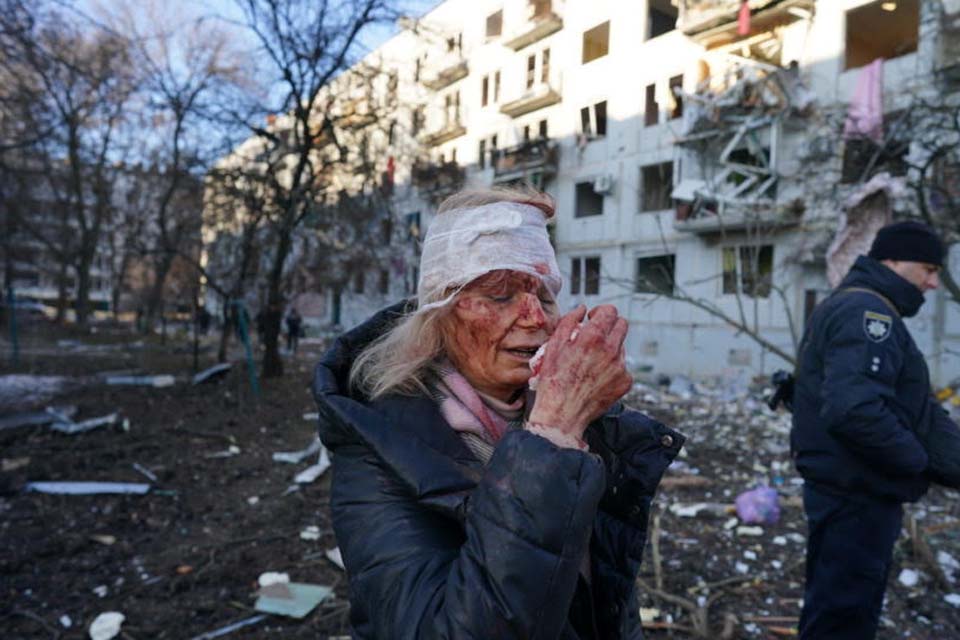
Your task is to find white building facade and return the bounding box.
[211,0,960,383]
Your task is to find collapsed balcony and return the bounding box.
[677,0,815,47]
[411,160,465,201]
[422,121,467,147]
[421,59,468,92]
[504,11,563,51]
[500,83,562,118]
[492,139,558,183]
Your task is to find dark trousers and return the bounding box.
[799,484,902,640]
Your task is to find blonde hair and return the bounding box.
[349,184,555,399]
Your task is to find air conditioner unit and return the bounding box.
[593,174,614,195]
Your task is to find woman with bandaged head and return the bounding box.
[313,186,684,639]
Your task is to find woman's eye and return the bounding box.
[488,294,513,303]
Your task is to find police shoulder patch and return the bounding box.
[863,310,893,343]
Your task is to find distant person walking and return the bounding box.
[285,307,302,354]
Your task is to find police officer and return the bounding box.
[791,220,945,639]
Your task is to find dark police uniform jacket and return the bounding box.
[791,256,932,503]
[313,303,684,639]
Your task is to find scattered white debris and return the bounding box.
[735,561,750,574]
[302,412,319,421]
[246,496,259,506]
[50,412,119,435]
[938,551,960,583]
[898,569,919,588]
[90,535,116,546]
[191,363,232,385]
[26,482,150,495]
[132,463,158,483]
[300,526,321,541]
[945,593,960,607]
[93,585,108,598]
[2,457,30,472]
[105,375,175,388]
[294,447,331,484]
[723,517,739,530]
[736,526,764,537]
[326,547,344,570]
[188,614,268,640]
[744,550,757,560]
[257,572,290,588]
[89,612,124,640]
[639,607,660,623]
[273,437,322,464]
[785,532,806,544]
[772,536,787,546]
[60,615,72,628]
[206,445,241,459]
[771,560,783,570]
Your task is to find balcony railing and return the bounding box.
[504,12,563,51]
[421,59,468,91]
[678,0,813,43]
[411,161,465,199]
[493,139,558,179]
[422,120,467,147]
[500,82,562,118]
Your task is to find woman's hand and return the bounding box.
[528,304,632,441]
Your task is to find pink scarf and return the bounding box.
[431,363,522,444]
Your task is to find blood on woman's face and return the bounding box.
[443,270,559,401]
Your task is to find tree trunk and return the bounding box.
[261,226,293,378]
[55,264,69,324]
[144,252,175,332]
[74,244,95,328]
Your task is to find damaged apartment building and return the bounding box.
[207,0,960,383]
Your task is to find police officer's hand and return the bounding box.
[528,304,632,441]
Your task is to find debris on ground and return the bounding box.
[25,481,151,495]
[50,411,120,435]
[326,547,345,571]
[293,447,331,484]
[273,436,322,464]
[735,486,781,525]
[0,375,81,412]
[192,363,232,385]
[88,611,124,640]
[0,405,78,431]
[254,581,333,619]
[105,374,176,388]
[188,614,268,640]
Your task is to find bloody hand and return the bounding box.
[527,304,632,441]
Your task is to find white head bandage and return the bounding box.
[417,201,561,312]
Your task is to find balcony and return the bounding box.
[422,120,467,147]
[500,83,562,118]
[412,161,465,200]
[493,139,558,181]
[339,99,377,130]
[677,0,814,47]
[504,12,563,51]
[421,59,468,91]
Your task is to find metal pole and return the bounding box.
[7,285,19,366]
[232,300,260,399]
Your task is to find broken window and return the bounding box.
[669,75,683,119]
[845,0,919,70]
[584,257,601,295]
[582,21,610,64]
[412,106,425,136]
[527,54,536,89]
[494,70,501,101]
[570,257,582,294]
[446,33,462,54]
[481,76,489,107]
[541,48,550,84]
[841,134,908,184]
[647,0,677,40]
[575,181,604,217]
[644,83,659,127]
[486,10,503,39]
[580,101,607,138]
[538,119,548,138]
[635,254,675,295]
[722,245,774,298]
[570,256,601,295]
[478,139,486,169]
[640,162,673,212]
[379,269,390,295]
[530,0,551,19]
[523,124,531,142]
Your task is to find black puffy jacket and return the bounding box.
[791,256,933,503]
[313,303,684,639]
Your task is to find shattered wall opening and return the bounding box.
[845,0,919,71]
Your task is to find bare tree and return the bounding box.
[222,0,396,377]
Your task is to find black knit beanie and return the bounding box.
[868,220,945,267]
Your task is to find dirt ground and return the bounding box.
[2,319,960,639]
